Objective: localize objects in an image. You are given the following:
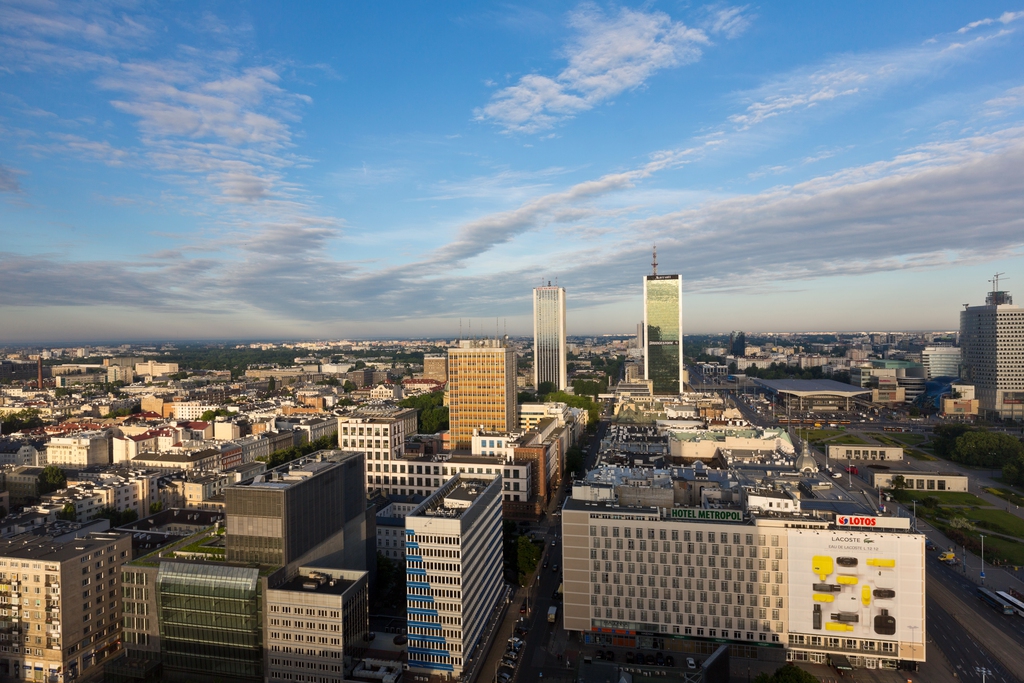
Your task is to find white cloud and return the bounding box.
[703,4,753,39]
[957,10,1024,33]
[476,5,708,133]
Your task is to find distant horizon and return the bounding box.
[0,328,962,348]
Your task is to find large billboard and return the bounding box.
[788,528,924,651]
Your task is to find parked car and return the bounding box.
[606,650,614,661]
[686,657,697,669]
[626,652,635,664]
[519,602,527,614]
[501,659,517,669]
[646,654,655,665]
[665,655,675,667]
[656,652,665,665]
[595,650,604,660]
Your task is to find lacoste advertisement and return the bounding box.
[788,529,924,645]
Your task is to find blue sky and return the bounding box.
[2,1,1024,342]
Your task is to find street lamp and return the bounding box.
[980,535,986,584]
[976,666,992,683]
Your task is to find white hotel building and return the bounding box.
[405,475,503,677]
[562,467,925,672]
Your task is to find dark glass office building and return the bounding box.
[157,562,263,682]
[644,274,683,395]
[225,450,371,573]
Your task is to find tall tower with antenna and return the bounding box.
[961,275,1023,420]
[643,245,685,395]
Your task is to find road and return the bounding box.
[475,420,608,683]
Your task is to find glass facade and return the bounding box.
[533,286,567,391]
[157,562,262,682]
[645,275,682,395]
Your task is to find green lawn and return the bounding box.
[970,534,1024,567]
[802,429,844,442]
[828,435,870,445]
[906,448,937,461]
[887,432,928,446]
[967,508,1024,539]
[986,487,1024,507]
[896,490,989,506]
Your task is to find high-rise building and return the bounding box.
[921,346,961,379]
[0,532,132,682]
[533,284,567,391]
[405,475,503,677]
[961,281,1024,419]
[225,450,372,574]
[447,339,516,449]
[729,331,747,357]
[644,249,684,395]
[423,354,449,384]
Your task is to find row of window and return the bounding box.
[789,633,897,653]
[591,526,773,546]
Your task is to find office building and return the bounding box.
[423,355,449,384]
[533,284,567,391]
[225,450,372,574]
[644,250,685,395]
[562,465,925,671]
[406,475,503,677]
[0,532,132,682]
[920,346,960,379]
[960,282,1024,419]
[447,339,516,449]
[264,566,369,683]
[338,407,417,496]
[157,562,264,682]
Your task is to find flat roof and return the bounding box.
[273,573,357,595]
[753,379,870,397]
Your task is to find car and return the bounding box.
[595,650,604,660]
[543,559,549,568]
[626,652,635,664]
[665,655,675,667]
[656,652,665,665]
[646,654,655,665]
[519,602,527,614]
[606,650,614,661]
[925,540,937,551]
[552,563,558,573]
[551,540,557,547]
[504,649,518,661]
[393,635,407,645]
[497,673,511,683]
[501,659,517,669]
[686,657,697,670]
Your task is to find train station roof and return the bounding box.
[752,379,870,397]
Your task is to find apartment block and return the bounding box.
[405,475,503,677]
[0,532,132,681]
[45,431,111,467]
[423,355,449,384]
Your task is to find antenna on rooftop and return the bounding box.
[652,245,658,276]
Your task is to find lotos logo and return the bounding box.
[837,516,877,527]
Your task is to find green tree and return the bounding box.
[536,381,557,396]
[200,408,233,422]
[1,409,45,433]
[541,391,601,426]
[38,465,67,494]
[889,475,908,491]
[267,377,276,393]
[149,501,164,514]
[399,392,449,434]
[57,503,77,521]
[565,446,585,478]
[342,380,357,393]
[352,360,367,370]
[517,391,534,404]
[516,536,541,586]
[950,431,1024,468]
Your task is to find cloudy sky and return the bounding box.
[2,1,1024,342]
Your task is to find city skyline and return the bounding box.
[2,3,1024,341]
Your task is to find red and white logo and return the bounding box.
[837,515,877,526]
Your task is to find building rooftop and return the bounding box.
[410,476,494,519]
[273,570,358,595]
[753,379,871,396]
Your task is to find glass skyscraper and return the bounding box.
[533,284,567,391]
[644,274,683,395]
